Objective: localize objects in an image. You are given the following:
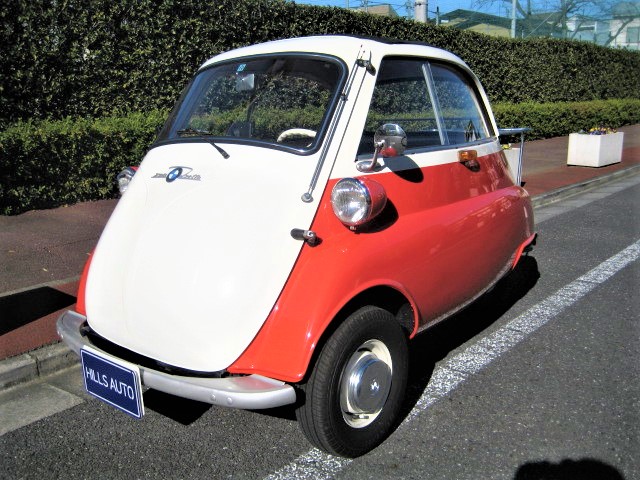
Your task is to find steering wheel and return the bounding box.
[276,128,317,143]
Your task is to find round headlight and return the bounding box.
[116,167,137,195]
[331,177,387,228]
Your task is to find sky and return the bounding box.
[296,0,512,19]
[296,0,611,20]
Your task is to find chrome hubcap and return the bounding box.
[340,339,392,428]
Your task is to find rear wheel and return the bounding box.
[295,306,409,457]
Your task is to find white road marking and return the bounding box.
[0,382,84,436]
[265,239,640,480]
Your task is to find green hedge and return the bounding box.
[0,111,166,215]
[2,99,638,215]
[493,99,640,140]
[3,0,639,127]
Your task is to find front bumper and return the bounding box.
[56,310,297,410]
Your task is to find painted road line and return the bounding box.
[0,381,84,436]
[265,239,640,480]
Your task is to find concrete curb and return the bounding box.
[2,164,640,391]
[0,341,77,390]
[0,275,80,299]
[531,164,640,208]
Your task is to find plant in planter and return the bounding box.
[586,127,617,135]
[567,127,624,167]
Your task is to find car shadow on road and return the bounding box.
[256,255,541,425]
[0,287,76,335]
[143,389,212,425]
[144,255,540,427]
[401,254,540,420]
[513,457,625,480]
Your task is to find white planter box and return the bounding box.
[503,147,521,182]
[567,132,624,167]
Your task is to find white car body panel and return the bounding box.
[86,142,321,371]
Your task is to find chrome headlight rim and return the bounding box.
[116,167,137,195]
[331,177,388,228]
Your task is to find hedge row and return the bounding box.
[3,0,640,127]
[2,99,638,215]
[0,111,166,215]
[493,98,640,140]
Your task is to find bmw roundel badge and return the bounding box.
[152,166,200,182]
[166,167,183,183]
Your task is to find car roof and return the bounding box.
[201,35,467,71]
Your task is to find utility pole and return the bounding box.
[415,0,427,22]
[511,0,517,38]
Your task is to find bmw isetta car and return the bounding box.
[57,35,535,458]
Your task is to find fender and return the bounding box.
[76,250,94,317]
[512,233,537,269]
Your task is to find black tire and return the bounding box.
[295,306,409,457]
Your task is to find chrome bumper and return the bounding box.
[56,310,297,410]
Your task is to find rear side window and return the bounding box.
[359,57,492,155]
[430,63,490,145]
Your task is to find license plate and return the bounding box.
[81,346,144,419]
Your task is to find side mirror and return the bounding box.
[374,123,407,157]
[235,73,255,92]
[357,124,407,172]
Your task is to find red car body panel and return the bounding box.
[228,151,534,382]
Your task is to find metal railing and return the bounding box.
[499,127,531,186]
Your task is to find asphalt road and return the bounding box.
[2,174,639,480]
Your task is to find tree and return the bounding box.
[473,0,638,41]
[602,2,640,46]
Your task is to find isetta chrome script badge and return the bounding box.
[152,166,201,182]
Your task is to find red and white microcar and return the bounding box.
[58,35,535,457]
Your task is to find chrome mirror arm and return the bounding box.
[358,141,385,173]
[356,124,407,173]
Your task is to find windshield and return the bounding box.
[157,54,345,153]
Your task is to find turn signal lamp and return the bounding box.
[458,150,477,162]
[116,167,138,195]
[331,177,387,228]
[458,149,479,171]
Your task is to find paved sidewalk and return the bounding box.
[1,125,639,388]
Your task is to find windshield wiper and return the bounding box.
[176,129,230,159]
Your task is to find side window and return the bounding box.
[358,57,492,155]
[430,63,491,145]
[358,58,440,155]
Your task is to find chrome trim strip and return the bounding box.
[422,62,448,146]
[56,311,297,410]
[302,46,368,202]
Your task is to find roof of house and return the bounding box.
[440,9,511,29]
[355,4,399,17]
[440,8,558,37]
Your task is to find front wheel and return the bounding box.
[295,306,409,457]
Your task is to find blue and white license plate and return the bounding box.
[81,346,144,419]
